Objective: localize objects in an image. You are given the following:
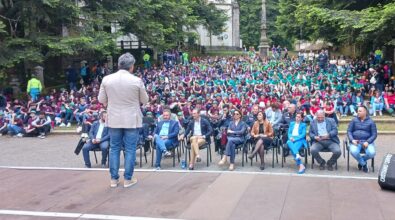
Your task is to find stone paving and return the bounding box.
[0,134,394,177]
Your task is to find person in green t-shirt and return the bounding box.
[182,52,189,66]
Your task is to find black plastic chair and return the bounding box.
[311,148,338,170]
[281,139,310,168]
[185,137,212,167]
[343,137,375,172]
[151,138,180,168]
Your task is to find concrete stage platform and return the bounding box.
[0,168,394,220]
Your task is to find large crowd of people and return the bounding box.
[0,48,392,173]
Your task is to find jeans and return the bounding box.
[144,61,151,69]
[75,112,86,125]
[350,105,359,115]
[311,140,341,166]
[337,105,349,116]
[350,143,376,166]
[154,135,175,167]
[286,140,305,165]
[109,128,139,181]
[372,103,384,113]
[82,141,109,167]
[30,88,40,102]
[7,124,24,135]
[225,137,244,164]
[69,82,77,91]
[63,112,73,124]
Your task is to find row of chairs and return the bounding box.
[90,133,375,172]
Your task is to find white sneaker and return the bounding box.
[59,123,66,127]
[110,179,120,188]
[16,133,23,138]
[373,113,376,117]
[67,123,71,127]
[76,126,82,133]
[379,111,383,116]
[124,177,138,188]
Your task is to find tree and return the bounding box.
[239,0,291,49]
[121,0,227,50]
[275,0,395,53]
[0,0,126,71]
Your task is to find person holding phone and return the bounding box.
[310,110,341,171]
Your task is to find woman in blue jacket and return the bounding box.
[287,112,308,174]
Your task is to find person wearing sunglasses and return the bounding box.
[218,109,247,171]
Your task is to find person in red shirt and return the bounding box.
[384,89,395,116]
[324,101,338,124]
[310,101,321,117]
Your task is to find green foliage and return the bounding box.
[0,0,227,70]
[276,0,395,49]
[121,0,227,50]
[239,0,291,48]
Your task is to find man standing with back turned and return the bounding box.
[99,53,149,188]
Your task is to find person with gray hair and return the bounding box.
[99,52,149,188]
[309,110,341,171]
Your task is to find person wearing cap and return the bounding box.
[27,74,42,102]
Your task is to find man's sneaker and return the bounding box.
[16,133,23,138]
[38,135,46,139]
[67,123,71,127]
[379,111,383,116]
[124,177,138,188]
[110,179,120,188]
[101,164,107,168]
[155,166,161,170]
[362,164,369,173]
[358,164,362,170]
[164,150,172,157]
[76,126,82,133]
[59,123,66,127]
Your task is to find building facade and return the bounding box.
[195,0,241,50]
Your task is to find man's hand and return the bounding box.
[363,142,369,149]
[352,140,358,145]
[322,134,330,140]
[315,136,321,141]
[160,136,168,140]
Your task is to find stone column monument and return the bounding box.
[258,0,270,57]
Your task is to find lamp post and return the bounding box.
[258,0,270,57]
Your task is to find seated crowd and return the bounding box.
[0,50,388,173]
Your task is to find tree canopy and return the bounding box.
[0,0,227,70]
[239,0,395,51]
